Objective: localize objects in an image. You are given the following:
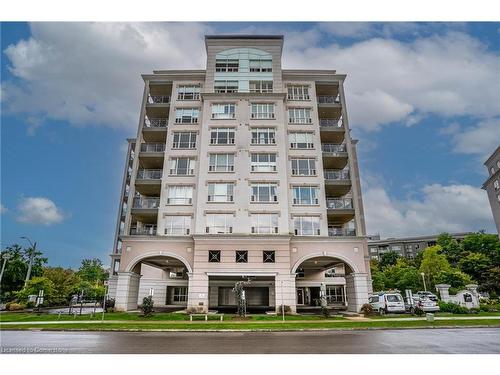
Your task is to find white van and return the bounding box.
[369,292,406,314]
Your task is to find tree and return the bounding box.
[141,295,154,317]
[379,251,400,269]
[434,268,473,290]
[419,245,451,289]
[437,233,463,266]
[461,232,500,265]
[458,252,492,284]
[16,276,55,305]
[384,259,422,292]
[43,267,80,305]
[77,258,107,284]
[479,267,500,296]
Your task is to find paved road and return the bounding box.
[1,328,499,354]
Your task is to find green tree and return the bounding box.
[71,280,105,300]
[371,271,387,292]
[461,232,500,265]
[419,245,451,289]
[43,267,80,305]
[383,259,422,292]
[379,251,400,269]
[437,233,463,266]
[77,258,108,284]
[479,267,500,296]
[458,252,492,284]
[435,268,473,289]
[16,276,55,305]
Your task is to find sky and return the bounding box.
[1,22,499,268]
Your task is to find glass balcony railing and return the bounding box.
[317,95,341,104]
[326,198,353,210]
[324,169,350,180]
[322,143,347,153]
[133,197,160,209]
[144,118,168,128]
[140,143,165,153]
[328,227,356,237]
[137,169,163,180]
[130,225,157,236]
[148,95,170,104]
[319,118,343,128]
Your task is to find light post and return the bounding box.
[280,280,285,322]
[420,272,427,292]
[0,253,12,284]
[20,236,37,286]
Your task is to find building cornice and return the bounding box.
[484,146,500,166]
[282,70,346,82]
[482,168,500,189]
[142,71,206,82]
[200,92,287,100]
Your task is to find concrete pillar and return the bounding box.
[345,273,369,313]
[275,273,297,314]
[320,283,327,307]
[115,272,141,311]
[435,284,451,302]
[187,273,209,313]
[107,275,118,301]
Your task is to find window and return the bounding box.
[263,251,275,263]
[249,59,272,72]
[249,80,273,93]
[208,250,221,263]
[326,286,345,303]
[294,216,320,236]
[177,85,200,101]
[209,154,235,172]
[167,186,193,205]
[494,179,499,190]
[251,183,278,202]
[172,287,188,302]
[112,259,120,275]
[251,214,278,234]
[210,128,235,145]
[214,80,238,93]
[289,108,312,124]
[164,215,191,235]
[491,167,496,175]
[287,85,310,101]
[215,59,239,72]
[251,128,275,145]
[212,103,236,119]
[206,213,234,234]
[292,186,319,205]
[291,158,316,176]
[169,157,195,175]
[370,247,378,253]
[175,108,199,123]
[251,103,275,119]
[289,132,314,149]
[172,132,197,149]
[208,183,234,202]
[251,153,277,172]
[235,250,248,263]
[325,268,336,278]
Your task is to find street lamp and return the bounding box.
[0,252,12,284]
[20,236,37,286]
[420,272,427,292]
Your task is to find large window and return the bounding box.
[326,286,345,303]
[291,158,316,176]
[169,157,195,175]
[206,213,234,234]
[164,215,191,235]
[251,153,277,172]
[288,108,312,124]
[209,154,235,172]
[251,128,275,145]
[212,103,236,119]
[251,213,278,234]
[251,103,275,119]
[210,128,235,145]
[287,85,310,101]
[172,287,188,302]
[249,81,273,93]
[294,216,320,236]
[172,132,197,149]
[215,59,239,72]
[251,183,277,202]
[249,59,272,72]
[167,186,193,205]
[289,132,314,149]
[208,183,234,202]
[175,108,199,124]
[177,85,200,101]
[292,186,319,205]
[214,80,238,93]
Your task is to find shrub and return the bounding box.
[277,305,292,315]
[320,305,330,318]
[25,301,35,309]
[7,303,25,311]
[141,295,154,317]
[105,298,115,312]
[438,301,469,314]
[413,306,425,316]
[360,303,374,316]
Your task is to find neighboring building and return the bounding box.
[367,233,472,260]
[108,35,371,313]
[482,146,500,237]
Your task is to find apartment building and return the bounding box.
[367,232,472,260]
[483,146,500,237]
[108,35,371,313]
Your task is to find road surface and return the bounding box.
[1,328,499,354]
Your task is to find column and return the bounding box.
[275,273,297,314]
[115,272,141,311]
[345,273,369,313]
[187,272,209,313]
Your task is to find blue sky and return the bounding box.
[1,22,499,268]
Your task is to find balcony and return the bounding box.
[322,143,348,169]
[143,118,168,141]
[317,95,341,105]
[211,113,236,120]
[324,169,350,180]
[319,118,344,143]
[139,143,165,168]
[324,169,351,196]
[326,198,353,210]
[133,197,160,209]
[137,169,162,180]
[136,169,162,195]
[328,227,356,237]
[147,95,170,104]
[140,143,165,153]
[175,117,198,124]
[144,117,168,128]
[130,225,157,236]
[131,197,160,220]
[289,117,312,124]
[251,113,275,120]
[327,198,355,223]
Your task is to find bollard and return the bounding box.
[426,313,434,322]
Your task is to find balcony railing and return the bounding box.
[166,197,192,205]
[319,118,343,128]
[144,118,168,128]
[130,226,157,236]
[326,198,353,210]
[133,197,160,209]
[140,143,165,153]
[317,95,341,104]
[251,113,275,119]
[324,169,350,181]
[148,95,170,104]
[175,117,199,124]
[137,169,163,180]
[212,113,236,119]
[289,117,313,124]
[322,143,347,153]
[328,227,356,237]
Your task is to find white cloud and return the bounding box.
[0,204,7,214]
[364,183,495,237]
[319,22,375,38]
[16,197,65,225]
[450,118,500,158]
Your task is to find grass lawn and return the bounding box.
[368,311,500,319]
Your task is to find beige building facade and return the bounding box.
[108,35,371,313]
[483,146,500,237]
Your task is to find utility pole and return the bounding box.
[21,236,37,286]
[0,253,12,284]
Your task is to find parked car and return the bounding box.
[416,291,438,302]
[369,292,406,314]
[410,296,440,313]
